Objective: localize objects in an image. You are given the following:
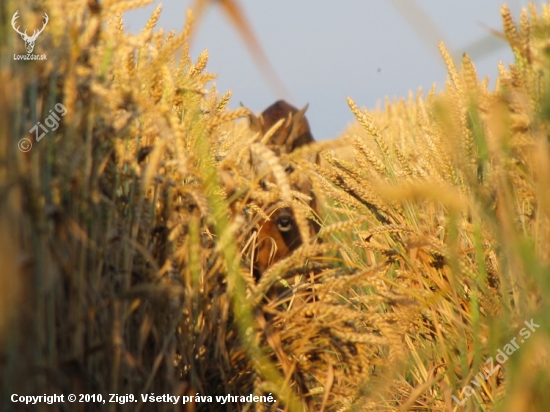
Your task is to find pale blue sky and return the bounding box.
[125,1,538,140]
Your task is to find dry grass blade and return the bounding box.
[191,0,291,98]
[2,2,550,412]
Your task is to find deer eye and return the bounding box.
[276,215,293,232]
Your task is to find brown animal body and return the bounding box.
[236,101,320,406]
[249,100,315,155]
[248,100,320,277]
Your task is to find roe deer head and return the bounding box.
[247,100,320,277]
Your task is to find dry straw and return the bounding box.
[2,1,550,411]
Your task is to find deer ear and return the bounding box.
[293,103,309,126]
[285,103,309,152]
[248,112,264,133]
[284,112,293,129]
[243,101,264,132]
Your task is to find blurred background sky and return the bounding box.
[124,1,541,140]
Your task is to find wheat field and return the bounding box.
[1,1,549,411]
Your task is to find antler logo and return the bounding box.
[12,10,49,54]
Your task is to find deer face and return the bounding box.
[221,100,320,277]
[255,206,301,273]
[11,11,49,54]
[247,101,320,277]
